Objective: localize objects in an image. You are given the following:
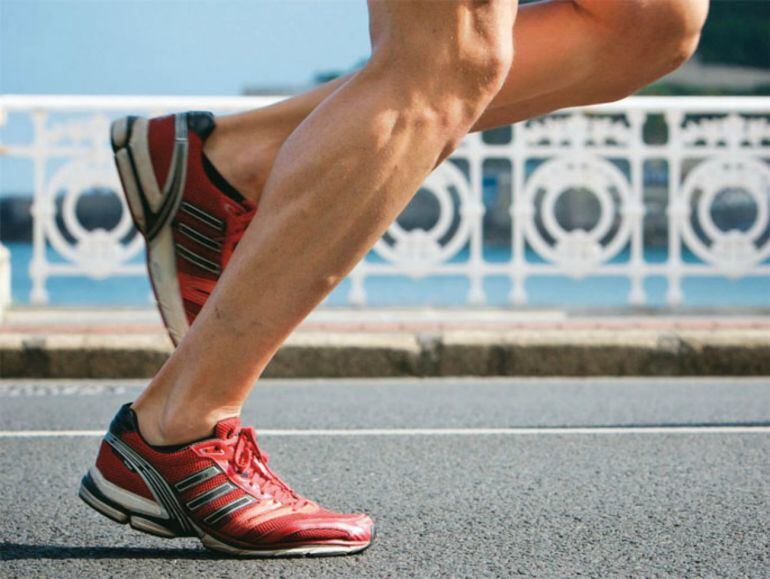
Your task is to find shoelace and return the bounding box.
[221,204,256,265]
[177,203,256,313]
[229,427,307,509]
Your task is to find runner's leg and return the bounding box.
[133,0,518,444]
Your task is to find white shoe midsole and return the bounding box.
[199,533,369,557]
[89,465,167,518]
[113,116,190,345]
[146,226,189,345]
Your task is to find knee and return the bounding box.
[454,24,515,105]
[600,0,708,71]
[370,5,514,118]
[464,50,513,106]
[580,0,707,99]
[643,0,707,69]
[368,44,511,149]
[378,41,511,102]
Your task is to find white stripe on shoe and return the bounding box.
[89,465,167,518]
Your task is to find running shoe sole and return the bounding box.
[111,115,190,345]
[79,467,374,557]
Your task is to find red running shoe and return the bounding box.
[80,404,375,557]
[111,112,256,344]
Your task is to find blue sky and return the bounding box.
[0,0,372,195]
[2,0,372,95]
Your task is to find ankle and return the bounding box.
[203,113,285,204]
[131,399,239,447]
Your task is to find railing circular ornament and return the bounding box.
[679,157,770,276]
[43,157,143,279]
[373,160,479,276]
[522,154,633,277]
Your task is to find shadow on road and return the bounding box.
[0,542,224,561]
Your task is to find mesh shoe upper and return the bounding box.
[145,114,256,325]
[93,404,373,549]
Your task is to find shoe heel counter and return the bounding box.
[95,439,155,501]
[143,114,177,203]
[186,111,215,139]
[108,403,138,436]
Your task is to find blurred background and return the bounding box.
[0,0,768,311]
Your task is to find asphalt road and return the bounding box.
[1,378,768,577]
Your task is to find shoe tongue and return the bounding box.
[213,416,241,439]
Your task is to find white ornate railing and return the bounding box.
[0,95,768,307]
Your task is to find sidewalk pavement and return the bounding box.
[1,307,769,378]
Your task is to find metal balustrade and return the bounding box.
[0,95,768,308]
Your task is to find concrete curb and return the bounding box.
[1,329,769,378]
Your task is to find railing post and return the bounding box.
[665,109,685,307]
[627,108,647,306]
[0,104,10,317]
[0,243,10,319]
[348,262,367,307]
[509,123,528,305]
[466,134,486,305]
[29,111,50,304]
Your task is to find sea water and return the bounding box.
[5,242,769,308]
